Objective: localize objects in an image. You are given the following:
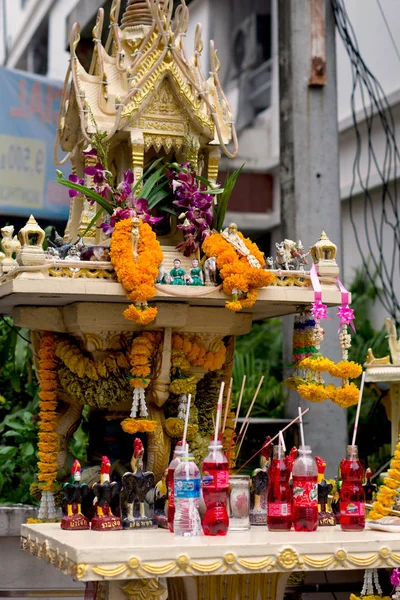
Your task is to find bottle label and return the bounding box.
[202,470,229,489]
[292,480,318,506]
[175,479,200,499]
[340,502,365,516]
[268,502,292,517]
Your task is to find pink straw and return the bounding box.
[214,381,225,443]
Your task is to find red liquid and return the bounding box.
[267,458,292,531]
[340,458,365,531]
[167,467,175,532]
[202,461,229,536]
[292,475,318,532]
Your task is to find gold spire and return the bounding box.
[121,0,166,29]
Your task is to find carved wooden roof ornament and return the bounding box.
[57,0,238,167]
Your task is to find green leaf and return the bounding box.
[0,446,18,459]
[214,164,245,232]
[140,166,167,200]
[55,178,113,215]
[81,209,103,238]
[158,204,177,216]
[14,329,29,372]
[131,157,165,197]
[10,371,21,393]
[146,184,171,209]
[21,442,34,458]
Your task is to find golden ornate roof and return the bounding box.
[57,0,237,161]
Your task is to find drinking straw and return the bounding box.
[351,371,366,447]
[234,375,246,427]
[279,430,286,453]
[214,381,225,443]
[235,408,310,474]
[182,393,192,450]
[222,377,233,433]
[298,406,305,448]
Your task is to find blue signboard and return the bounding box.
[0,67,70,220]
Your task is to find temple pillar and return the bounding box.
[206,147,221,183]
[130,129,145,194]
[78,152,101,244]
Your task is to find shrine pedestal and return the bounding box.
[21,524,400,600]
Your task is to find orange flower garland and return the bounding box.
[172,334,226,371]
[202,231,274,311]
[35,332,59,521]
[120,331,161,434]
[110,217,163,324]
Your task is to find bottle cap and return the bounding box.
[208,440,223,449]
[298,445,312,454]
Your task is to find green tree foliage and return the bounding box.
[0,318,38,503]
[232,318,285,418]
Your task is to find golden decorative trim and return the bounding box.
[21,534,400,581]
[271,277,311,287]
[48,267,116,279]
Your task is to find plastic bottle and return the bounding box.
[167,441,187,532]
[173,454,202,537]
[292,445,318,532]
[267,445,292,531]
[340,445,365,531]
[202,440,229,536]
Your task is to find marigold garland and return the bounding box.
[202,231,274,311]
[122,331,161,433]
[172,334,226,371]
[56,339,129,381]
[34,333,60,521]
[110,217,163,324]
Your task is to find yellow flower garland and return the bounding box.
[121,331,161,434]
[202,231,275,311]
[110,217,163,324]
[55,339,129,380]
[370,438,400,520]
[37,333,59,493]
[172,334,226,371]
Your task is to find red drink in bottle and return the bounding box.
[167,442,186,532]
[340,445,365,531]
[202,441,229,536]
[292,445,318,532]
[267,445,292,531]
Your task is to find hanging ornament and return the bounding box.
[350,568,391,600]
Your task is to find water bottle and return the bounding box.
[167,441,187,532]
[292,445,318,532]
[340,445,365,531]
[173,454,202,537]
[202,440,229,536]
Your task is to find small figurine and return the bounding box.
[66,245,81,261]
[1,225,21,272]
[222,223,261,268]
[363,467,377,502]
[156,262,170,284]
[250,437,272,525]
[170,258,186,285]
[274,242,289,270]
[92,456,122,531]
[188,257,204,286]
[120,439,155,529]
[316,456,335,526]
[204,256,217,285]
[131,216,141,260]
[61,460,90,530]
[295,240,310,270]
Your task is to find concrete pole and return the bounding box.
[279,0,347,475]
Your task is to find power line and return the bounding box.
[376,0,400,67]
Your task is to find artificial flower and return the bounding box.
[311,300,328,321]
[121,418,158,434]
[337,304,356,331]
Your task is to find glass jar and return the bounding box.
[228,475,250,530]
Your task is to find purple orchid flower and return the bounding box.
[132,197,163,226]
[82,147,98,157]
[391,568,400,587]
[84,162,108,186]
[117,170,134,197]
[68,173,84,198]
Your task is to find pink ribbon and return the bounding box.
[310,263,328,321]
[336,278,356,332]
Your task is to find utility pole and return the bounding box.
[279,0,346,474]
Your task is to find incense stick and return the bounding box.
[234,375,246,427]
[214,381,225,443]
[182,393,191,450]
[238,375,264,437]
[222,377,233,434]
[298,406,305,448]
[235,418,251,459]
[235,408,310,474]
[351,371,366,447]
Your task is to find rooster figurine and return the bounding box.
[316,456,335,526]
[92,456,122,531]
[120,438,155,529]
[61,460,90,530]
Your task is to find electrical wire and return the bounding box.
[332,0,400,324]
[0,315,31,344]
[376,0,400,67]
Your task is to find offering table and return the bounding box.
[21,523,400,600]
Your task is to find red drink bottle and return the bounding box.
[292,445,318,532]
[202,441,229,536]
[267,445,292,531]
[167,442,187,532]
[340,445,365,531]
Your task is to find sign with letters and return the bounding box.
[0,67,70,219]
